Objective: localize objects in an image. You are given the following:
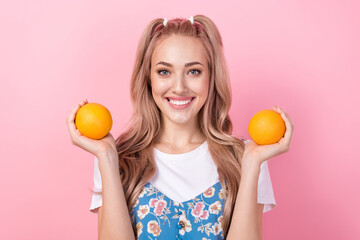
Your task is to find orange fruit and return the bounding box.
[75,103,113,140]
[248,109,285,145]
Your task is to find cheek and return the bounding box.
[193,78,209,97]
[151,79,169,97]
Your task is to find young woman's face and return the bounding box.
[150,35,209,125]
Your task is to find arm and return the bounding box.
[66,100,136,239]
[97,150,135,240]
[226,161,263,240]
[227,106,293,239]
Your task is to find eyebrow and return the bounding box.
[155,61,204,67]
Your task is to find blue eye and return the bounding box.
[157,69,201,76]
[158,70,169,75]
[189,69,201,75]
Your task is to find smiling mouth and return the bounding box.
[165,97,195,108]
[166,97,195,104]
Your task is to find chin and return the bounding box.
[168,114,198,125]
[169,117,189,124]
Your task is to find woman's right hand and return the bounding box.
[66,99,117,159]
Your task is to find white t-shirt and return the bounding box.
[89,140,276,213]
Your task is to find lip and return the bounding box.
[165,97,195,110]
[166,96,194,101]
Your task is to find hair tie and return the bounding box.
[163,17,193,26]
[189,16,194,24]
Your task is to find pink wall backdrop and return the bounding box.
[1,0,359,239]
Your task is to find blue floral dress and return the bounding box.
[130,180,226,240]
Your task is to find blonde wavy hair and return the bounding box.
[111,14,245,238]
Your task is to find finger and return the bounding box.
[279,108,294,133]
[274,106,292,129]
[272,106,293,145]
[75,128,83,137]
[68,99,88,123]
[277,106,293,125]
[67,99,88,133]
[284,111,294,129]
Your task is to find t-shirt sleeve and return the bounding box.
[257,160,277,213]
[89,156,103,214]
[243,139,277,213]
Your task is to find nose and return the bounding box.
[172,74,188,94]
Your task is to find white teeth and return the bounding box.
[169,98,192,105]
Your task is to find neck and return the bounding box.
[155,115,206,147]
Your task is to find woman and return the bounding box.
[67,15,294,240]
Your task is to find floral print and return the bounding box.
[203,187,215,198]
[178,213,192,235]
[131,181,226,239]
[137,205,149,219]
[209,201,222,214]
[136,222,143,237]
[147,220,161,236]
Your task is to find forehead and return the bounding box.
[151,35,207,65]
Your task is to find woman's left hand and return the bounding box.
[241,106,294,170]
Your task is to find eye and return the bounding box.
[189,69,201,75]
[158,69,169,76]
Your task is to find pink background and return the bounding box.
[1,0,359,239]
